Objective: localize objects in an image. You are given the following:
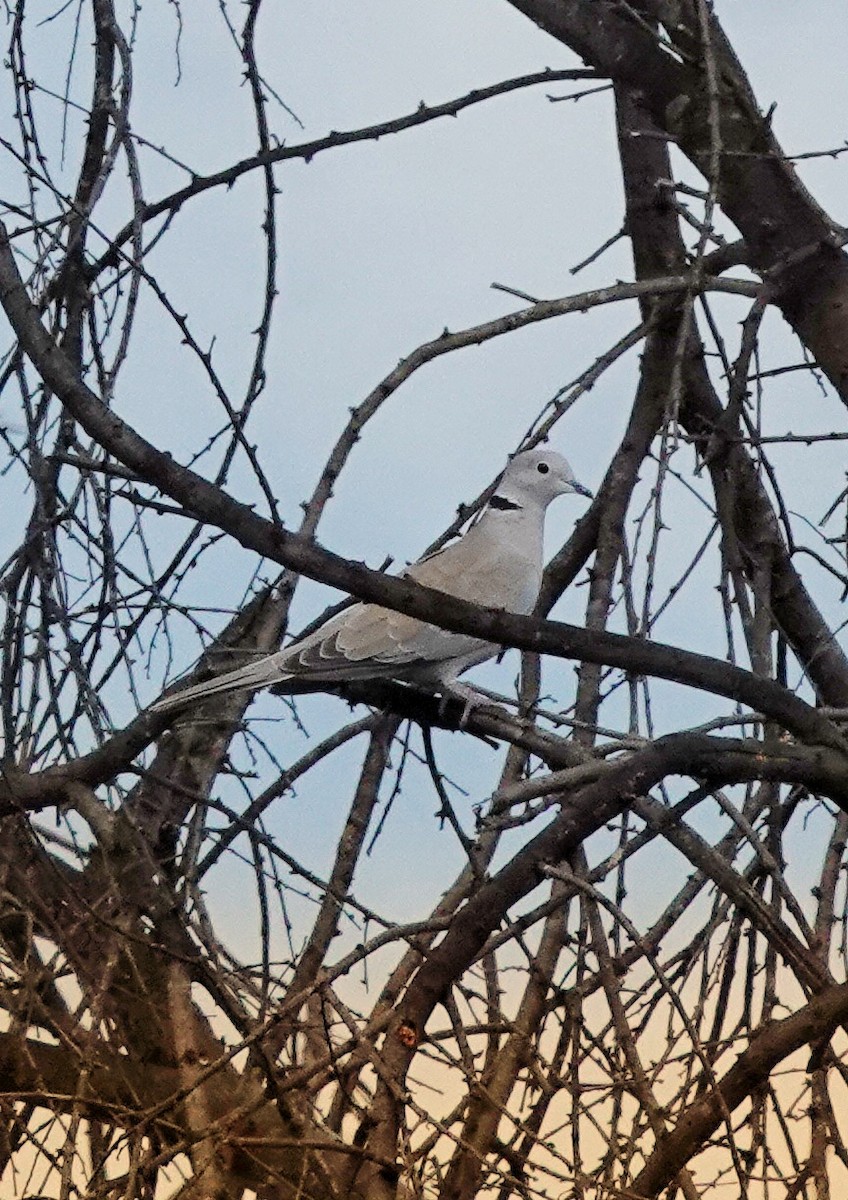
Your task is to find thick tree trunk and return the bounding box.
[507,0,848,398]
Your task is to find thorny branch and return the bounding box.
[2,3,848,1200]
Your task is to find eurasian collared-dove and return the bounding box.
[151,447,590,716]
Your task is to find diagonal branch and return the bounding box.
[88,69,599,279]
[2,227,841,778]
[629,980,848,1198]
[506,0,848,399]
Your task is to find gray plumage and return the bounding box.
[150,447,590,715]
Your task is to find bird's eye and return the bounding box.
[537,462,550,475]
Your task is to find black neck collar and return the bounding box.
[489,495,523,511]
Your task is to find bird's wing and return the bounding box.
[151,516,544,710]
[150,486,556,712]
[281,533,511,681]
[283,600,483,681]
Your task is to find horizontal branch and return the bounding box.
[0,228,844,785]
[0,676,586,812]
[0,1030,183,1129]
[348,733,848,1147]
[400,732,848,1028]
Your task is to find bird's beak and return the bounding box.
[571,481,593,499]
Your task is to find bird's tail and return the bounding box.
[149,657,287,715]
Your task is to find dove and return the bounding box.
[150,447,591,718]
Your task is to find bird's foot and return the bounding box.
[438,682,491,728]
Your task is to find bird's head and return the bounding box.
[494,446,592,510]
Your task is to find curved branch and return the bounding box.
[354,732,848,1174]
[630,980,848,1197]
[506,0,848,398]
[400,733,848,1034]
[1,229,846,817]
[88,68,599,278]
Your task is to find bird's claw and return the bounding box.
[438,682,488,729]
